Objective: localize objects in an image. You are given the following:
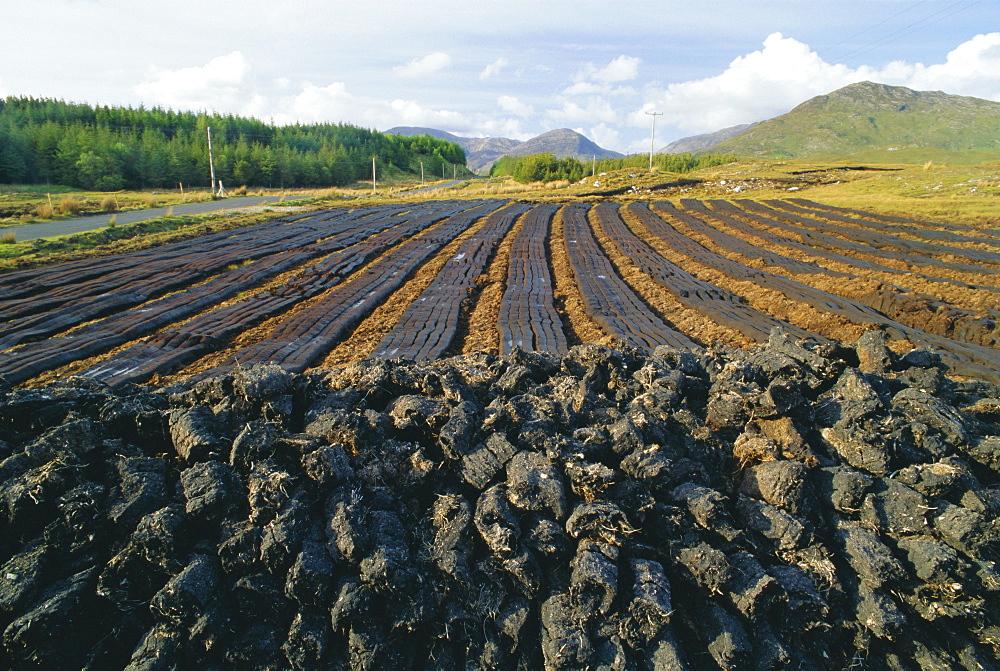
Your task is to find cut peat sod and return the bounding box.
[1,334,999,668]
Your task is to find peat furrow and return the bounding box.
[595,202,815,344]
[735,199,1000,271]
[498,204,569,356]
[787,197,985,232]
[703,199,995,291]
[204,201,511,374]
[0,204,454,385]
[681,200,1000,350]
[563,204,698,352]
[370,202,531,361]
[78,202,487,385]
[0,206,388,338]
[767,199,1000,247]
[637,202,1000,381]
[690,199,918,275]
[0,207,361,310]
[668,201,851,277]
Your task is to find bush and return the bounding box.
[0,231,16,244]
[58,197,81,215]
[100,196,118,213]
[34,203,54,219]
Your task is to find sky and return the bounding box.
[2,0,998,153]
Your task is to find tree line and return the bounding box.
[0,97,467,190]
[489,151,740,184]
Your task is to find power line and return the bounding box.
[820,0,929,54]
[835,0,985,63]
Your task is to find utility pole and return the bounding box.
[645,111,662,171]
[207,126,217,196]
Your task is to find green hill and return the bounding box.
[704,81,1000,163]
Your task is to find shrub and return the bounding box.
[107,214,117,228]
[100,196,118,213]
[145,195,158,208]
[58,197,81,215]
[34,203,54,219]
[0,231,16,244]
[233,185,248,196]
[165,207,174,218]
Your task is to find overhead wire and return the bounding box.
[820,0,929,54]
[833,0,986,62]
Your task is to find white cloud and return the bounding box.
[498,95,533,117]
[586,123,622,151]
[479,57,508,80]
[546,99,619,125]
[891,32,1000,101]
[636,33,863,133]
[592,55,641,83]
[388,98,467,127]
[393,52,452,78]
[563,81,637,97]
[575,55,641,84]
[279,82,363,124]
[277,80,471,132]
[134,51,266,116]
[638,32,1000,135]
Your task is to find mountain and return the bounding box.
[506,128,624,163]
[702,82,1000,160]
[660,122,758,154]
[383,126,467,144]
[385,126,622,173]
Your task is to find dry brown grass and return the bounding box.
[0,231,16,244]
[100,196,119,213]
[57,197,81,216]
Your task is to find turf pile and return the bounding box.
[1,331,998,669]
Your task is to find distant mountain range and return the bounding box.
[388,82,1000,171]
[385,127,622,173]
[698,82,1000,160]
[659,122,759,154]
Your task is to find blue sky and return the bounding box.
[2,0,998,152]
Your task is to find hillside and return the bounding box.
[386,126,622,173]
[660,122,758,154]
[703,82,1000,161]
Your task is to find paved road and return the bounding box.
[0,195,314,242]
